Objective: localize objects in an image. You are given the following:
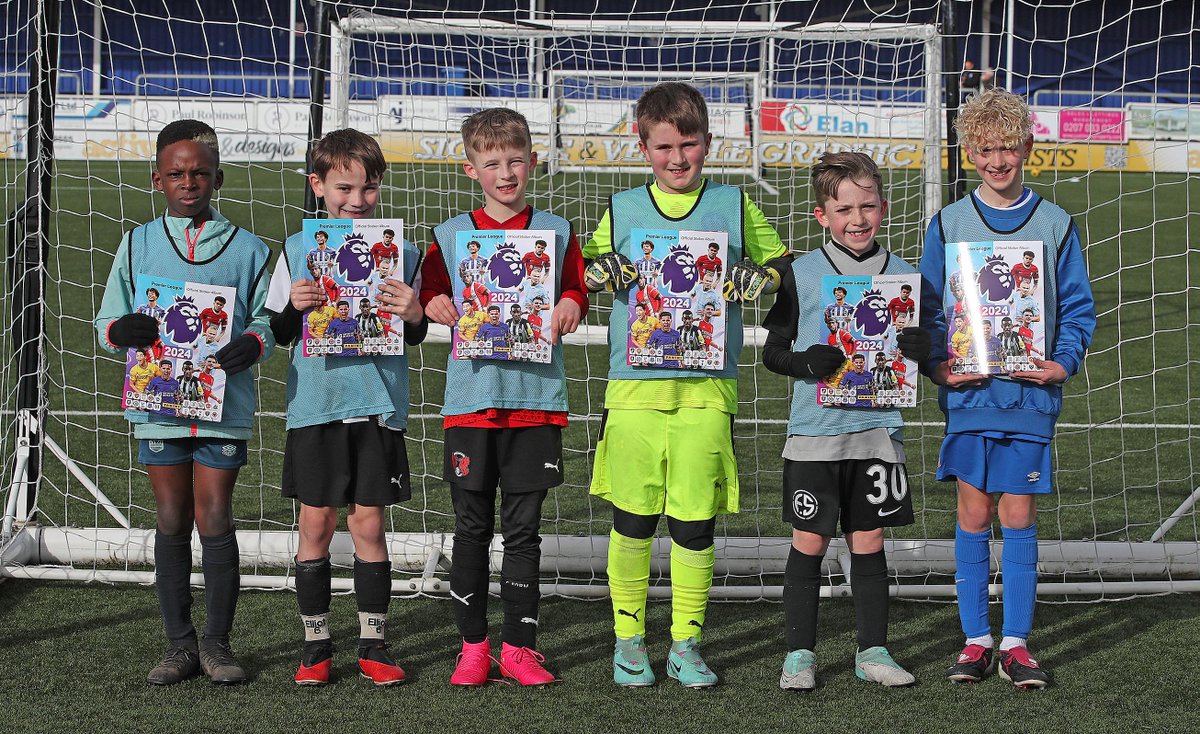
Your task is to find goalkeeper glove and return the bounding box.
[722,258,777,302]
[895,327,932,363]
[584,251,637,292]
[214,334,262,376]
[107,313,160,348]
[795,344,847,379]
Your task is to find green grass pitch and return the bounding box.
[0,161,1197,730]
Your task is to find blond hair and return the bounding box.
[810,151,884,208]
[461,108,532,155]
[635,82,708,140]
[955,88,1032,150]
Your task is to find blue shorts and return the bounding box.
[936,433,1052,495]
[138,437,249,470]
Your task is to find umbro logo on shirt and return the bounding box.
[1027,471,1041,483]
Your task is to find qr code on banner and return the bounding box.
[1104,145,1127,169]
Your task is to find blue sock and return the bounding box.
[954,525,992,639]
[1001,524,1038,641]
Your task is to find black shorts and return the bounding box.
[782,458,914,535]
[444,424,563,493]
[282,419,411,507]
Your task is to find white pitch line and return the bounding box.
[32,411,1200,431]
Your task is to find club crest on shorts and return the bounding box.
[451,451,471,477]
[148,440,164,453]
[791,489,819,520]
[221,444,237,457]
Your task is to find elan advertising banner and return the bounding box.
[0,95,1192,171]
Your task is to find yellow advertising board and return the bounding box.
[379,132,1190,173]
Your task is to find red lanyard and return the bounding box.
[184,221,206,260]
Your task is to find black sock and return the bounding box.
[296,556,332,654]
[154,530,196,647]
[500,574,539,650]
[850,550,890,651]
[354,557,391,651]
[500,491,543,650]
[783,547,822,652]
[199,530,239,646]
[450,537,491,644]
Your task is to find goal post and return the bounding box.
[2,2,1199,602]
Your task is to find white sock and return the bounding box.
[999,636,1026,652]
[359,611,386,642]
[301,613,331,643]
[966,634,994,649]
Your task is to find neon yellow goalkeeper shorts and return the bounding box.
[590,407,739,520]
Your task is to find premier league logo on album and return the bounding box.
[488,240,526,289]
[977,254,1015,302]
[334,231,374,282]
[660,243,699,295]
[163,295,202,345]
[853,288,891,337]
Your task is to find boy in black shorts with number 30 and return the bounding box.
[761,152,931,691]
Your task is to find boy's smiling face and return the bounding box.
[638,121,710,195]
[814,176,887,256]
[310,161,381,219]
[153,140,223,220]
[967,135,1033,205]
[464,144,536,216]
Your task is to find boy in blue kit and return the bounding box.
[762,152,930,691]
[583,81,792,688]
[95,120,275,685]
[420,108,588,686]
[919,89,1096,689]
[266,129,427,687]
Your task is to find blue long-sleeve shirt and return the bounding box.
[918,189,1096,439]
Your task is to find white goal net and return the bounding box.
[1,0,1197,600]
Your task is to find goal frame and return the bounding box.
[3,6,1199,600]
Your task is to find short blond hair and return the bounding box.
[461,108,532,155]
[811,151,883,208]
[635,82,708,140]
[956,88,1032,150]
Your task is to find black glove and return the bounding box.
[584,251,638,292]
[896,327,931,363]
[796,344,847,379]
[214,334,261,376]
[108,313,160,348]
[722,258,775,302]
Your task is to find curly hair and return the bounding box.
[955,88,1032,150]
